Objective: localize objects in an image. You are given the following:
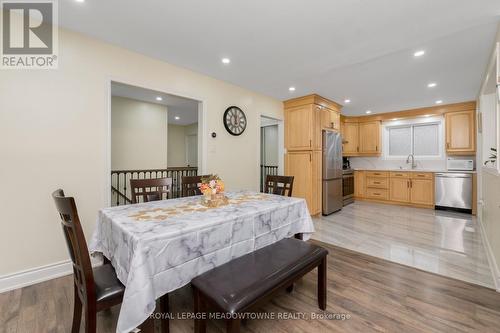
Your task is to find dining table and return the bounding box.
[89,190,315,333]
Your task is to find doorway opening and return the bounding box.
[109,81,202,205]
[260,116,284,192]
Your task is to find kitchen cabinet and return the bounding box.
[342,121,381,156]
[355,170,434,208]
[285,151,322,215]
[390,177,410,203]
[285,105,317,151]
[342,122,359,155]
[409,173,434,206]
[359,121,381,154]
[321,107,341,131]
[445,110,475,154]
[354,171,365,198]
[284,94,342,215]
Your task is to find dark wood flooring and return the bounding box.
[1,241,500,333]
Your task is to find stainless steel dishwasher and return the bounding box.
[435,173,473,213]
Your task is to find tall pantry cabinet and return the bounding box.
[284,94,342,215]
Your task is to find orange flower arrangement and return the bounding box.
[199,175,225,195]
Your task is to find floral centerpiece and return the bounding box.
[199,175,228,207]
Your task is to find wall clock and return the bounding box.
[223,106,247,136]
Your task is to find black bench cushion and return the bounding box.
[191,238,328,313]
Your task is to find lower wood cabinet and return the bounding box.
[285,151,322,215]
[355,170,434,208]
[390,177,410,203]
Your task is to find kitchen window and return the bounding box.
[383,117,443,159]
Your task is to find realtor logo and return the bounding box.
[1,0,58,69]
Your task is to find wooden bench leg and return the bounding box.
[194,288,206,333]
[318,256,327,310]
[294,233,303,240]
[160,293,169,333]
[226,318,240,333]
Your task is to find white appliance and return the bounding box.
[446,158,474,171]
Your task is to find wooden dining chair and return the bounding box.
[130,177,173,203]
[264,175,294,197]
[181,175,211,197]
[52,189,125,333]
[52,189,170,333]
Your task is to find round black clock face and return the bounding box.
[223,106,247,136]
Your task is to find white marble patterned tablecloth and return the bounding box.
[89,191,315,333]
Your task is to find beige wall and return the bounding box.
[167,123,199,167]
[112,96,168,170]
[0,28,282,275]
[168,124,186,167]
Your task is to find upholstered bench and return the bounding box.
[191,238,328,333]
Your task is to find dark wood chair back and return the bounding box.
[130,177,172,203]
[181,175,211,197]
[264,175,294,197]
[52,189,95,307]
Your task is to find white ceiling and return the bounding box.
[61,0,500,115]
[111,82,199,125]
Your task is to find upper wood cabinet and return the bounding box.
[284,95,341,151]
[321,107,341,130]
[445,110,476,154]
[359,121,381,154]
[341,121,381,156]
[342,122,359,154]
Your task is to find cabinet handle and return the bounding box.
[357,146,359,152]
[446,142,450,149]
[309,154,312,162]
[410,180,412,188]
[309,139,312,147]
[417,175,424,177]
[373,193,380,196]
[407,180,409,188]
[374,181,381,184]
[376,145,378,151]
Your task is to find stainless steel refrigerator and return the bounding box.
[322,130,343,215]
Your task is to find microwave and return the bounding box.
[446,158,474,171]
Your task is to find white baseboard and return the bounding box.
[0,260,73,293]
[0,256,103,294]
[477,214,500,292]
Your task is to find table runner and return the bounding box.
[89,191,315,333]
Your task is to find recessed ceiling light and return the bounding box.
[175,116,180,120]
[221,58,230,64]
[288,86,296,92]
[424,114,432,117]
[427,82,437,88]
[344,99,351,103]
[435,100,443,104]
[75,0,85,2]
[365,110,372,114]
[414,50,425,57]
[156,96,162,101]
[392,118,399,121]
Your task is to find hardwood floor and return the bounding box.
[2,241,500,333]
[313,201,495,288]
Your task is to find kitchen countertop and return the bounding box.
[352,168,476,174]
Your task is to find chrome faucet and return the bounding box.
[406,154,417,169]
